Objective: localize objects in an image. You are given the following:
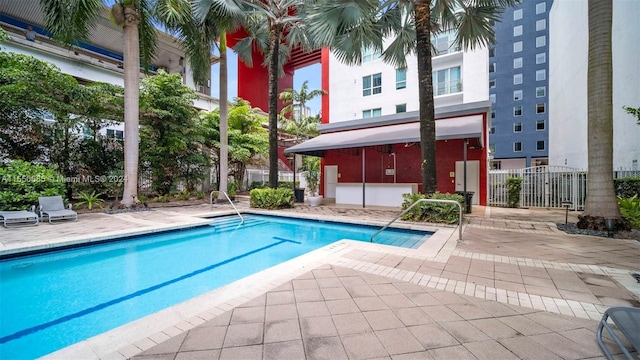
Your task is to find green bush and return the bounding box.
[507,176,523,208]
[400,192,464,224]
[250,188,294,209]
[75,191,104,210]
[618,195,640,229]
[0,160,65,210]
[250,181,298,190]
[615,177,640,198]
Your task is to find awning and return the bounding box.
[285,114,484,156]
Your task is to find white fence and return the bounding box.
[489,166,639,210]
[243,169,306,190]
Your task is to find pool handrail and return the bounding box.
[370,198,463,243]
[223,191,244,225]
[210,190,244,225]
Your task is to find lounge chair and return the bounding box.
[0,206,39,228]
[38,196,78,224]
[596,306,640,360]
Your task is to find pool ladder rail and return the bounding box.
[211,190,244,225]
[370,198,463,243]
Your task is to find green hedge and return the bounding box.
[615,177,640,198]
[0,160,65,210]
[250,188,294,209]
[400,192,464,224]
[249,181,299,190]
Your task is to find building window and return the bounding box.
[432,30,459,55]
[514,122,522,133]
[536,86,546,97]
[489,79,496,88]
[491,160,502,170]
[106,129,123,140]
[363,47,381,62]
[490,94,496,103]
[536,19,546,31]
[514,73,523,85]
[514,142,523,152]
[513,41,523,53]
[513,57,523,69]
[362,108,382,118]
[489,63,496,73]
[396,68,407,89]
[536,140,545,151]
[514,90,523,101]
[536,120,546,131]
[514,105,523,116]
[433,66,462,95]
[513,25,523,37]
[536,52,546,64]
[490,126,496,134]
[513,9,523,20]
[536,69,546,81]
[536,103,546,114]
[363,73,382,96]
[489,47,495,57]
[536,36,546,48]
[536,2,546,14]
[395,104,406,113]
[491,110,496,119]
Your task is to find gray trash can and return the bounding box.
[455,191,474,214]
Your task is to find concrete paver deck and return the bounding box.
[2,201,638,359]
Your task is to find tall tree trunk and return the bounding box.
[583,0,620,221]
[217,33,229,201]
[414,0,437,194]
[121,5,140,207]
[268,26,282,188]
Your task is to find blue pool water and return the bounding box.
[0,214,431,359]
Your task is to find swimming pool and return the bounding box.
[0,214,431,358]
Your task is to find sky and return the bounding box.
[210,50,323,116]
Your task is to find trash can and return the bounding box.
[294,188,305,203]
[455,191,475,214]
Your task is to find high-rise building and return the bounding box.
[489,0,553,170]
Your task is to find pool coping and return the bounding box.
[34,211,457,359]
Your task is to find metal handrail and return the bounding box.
[210,190,244,224]
[370,199,463,243]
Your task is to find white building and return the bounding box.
[329,33,489,122]
[548,0,640,170]
[0,2,219,124]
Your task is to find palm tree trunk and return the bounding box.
[414,0,437,194]
[121,5,140,207]
[268,25,282,188]
[583,0,620,222]
[217,33,229,201]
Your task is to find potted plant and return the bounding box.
[301,156,322,206]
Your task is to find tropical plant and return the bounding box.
[579,0,622,230]
[623,105,640,125]
[75,191,105,210]
[400,192,464,224]
[617,195,640,229]
[305,0,517,194]
[0,160,65,210]
[506,176,523,208]
[300,156,321,196]
[250,187,294,209]
[279,80,326,123]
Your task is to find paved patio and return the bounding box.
[2,201,639,359]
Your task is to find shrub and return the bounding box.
[615,177,640,198]
[400,192,464,224]
[194,190,205,200]
[250,181,266,190]
[250,181,298,190]
[174,190,191,201]
[250,188,294,209]
[618,195,640,229]
[0,160,65,210]
[506,176,523,208]
[75,191,105,210]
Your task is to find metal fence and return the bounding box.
[489,166,639,210]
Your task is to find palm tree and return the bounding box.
[161,0,244,202]
[219,0,316,189]
[279,80,326,122]
[39,0,157,207]
[580,0,621,228]
[306,0,517,194]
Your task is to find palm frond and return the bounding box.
[192,0,245,22]
[454,3,501,50]
[39,0,102,45]
[137,0,158,73]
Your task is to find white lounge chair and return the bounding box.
[38,196,78,224]
[0,206,39,228]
